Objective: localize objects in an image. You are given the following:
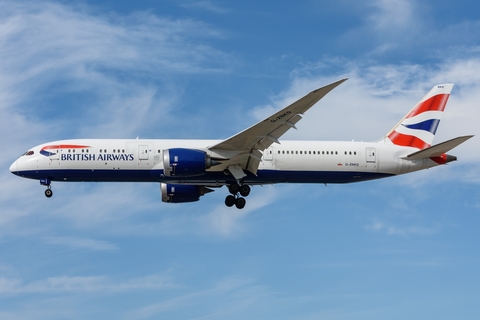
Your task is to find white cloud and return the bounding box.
[339,0,421,54]
[129,276,267,319]
[365,220,438,237]
[0,180,278,239]
[0,0,234,148]
[198,185,277,236]
[44,236,118,251]
[368,0,417,31]
[0,273,174,295]
[181,1,229,14]
[336,0,480,59]
[255,59,480,171]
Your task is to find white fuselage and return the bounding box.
[10,138,440,186]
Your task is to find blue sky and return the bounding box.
[1,0,480,318]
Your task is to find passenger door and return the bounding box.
[365,147,377,171]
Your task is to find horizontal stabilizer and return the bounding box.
[403,135,474,160]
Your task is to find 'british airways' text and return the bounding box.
[61,153,135,161]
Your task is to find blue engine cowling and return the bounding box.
[163,148,217,177]
[161,183,214,203]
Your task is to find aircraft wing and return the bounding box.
[207,78,348,178]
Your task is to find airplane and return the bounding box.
[9,79,473,209]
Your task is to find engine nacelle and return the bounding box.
[161,183,214,203]
[163,148,216,177]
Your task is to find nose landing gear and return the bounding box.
[45,187,53,198]
[225,183,251,209]
[40,178,53,198]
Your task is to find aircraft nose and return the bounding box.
[9,160,18,175]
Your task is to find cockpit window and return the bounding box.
[24,151,34,156]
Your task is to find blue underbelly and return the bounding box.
[15,169,393,184]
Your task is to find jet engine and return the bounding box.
[161,183,214,203]
[162,148,219,177]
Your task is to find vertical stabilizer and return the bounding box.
[384,84,454,149]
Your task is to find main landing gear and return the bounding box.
[40,178,53,198]
[225,183,251,209]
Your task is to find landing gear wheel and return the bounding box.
[45,189,53,198]
[225,195,236,207]
[228,183,240,195]
[239,185,251,197]
[235,197,246,209]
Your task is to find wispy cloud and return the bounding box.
[260,60,479,169]
[0,0,234,147]
[131,276,246,318]
[1,181,277,239]
[127,276,283,319]
[181,1,229,14]
[365,220,438,237]
[368,0,417,31]
[0,273,175,295]
[44,236,118,251]
[198,185,277,236]
[336,0,480,59]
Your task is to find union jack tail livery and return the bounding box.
[385,84,453,150]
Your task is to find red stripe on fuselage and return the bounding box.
[42,145,91,150]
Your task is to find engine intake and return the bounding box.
[161,183,214,203]
[163,148,219,177]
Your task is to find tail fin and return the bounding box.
[384,84,454,149]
